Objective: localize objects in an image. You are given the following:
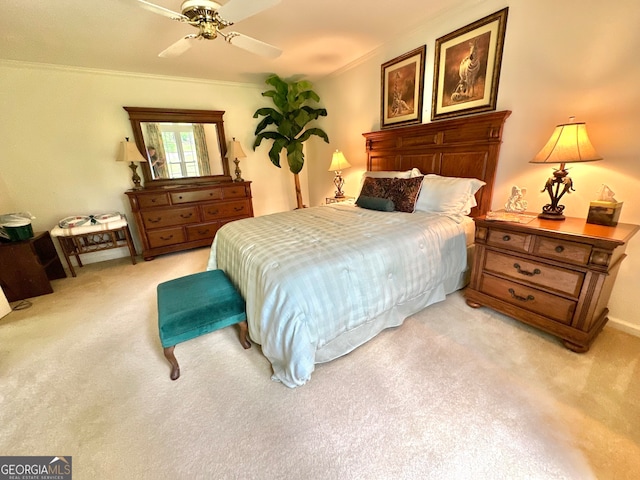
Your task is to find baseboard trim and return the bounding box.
[607,316,640,338]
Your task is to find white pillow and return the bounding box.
[414,174,485,216]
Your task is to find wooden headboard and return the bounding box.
[363,110,511,217]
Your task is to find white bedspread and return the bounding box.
[207,204,470,387]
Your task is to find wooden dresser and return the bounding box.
[126,181,253,260]
[465,215,639,352]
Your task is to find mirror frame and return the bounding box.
[124,106,231,188]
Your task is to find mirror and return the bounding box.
[124,107,231,187]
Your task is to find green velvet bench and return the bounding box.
[157,269,251,380]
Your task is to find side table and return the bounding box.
[0,231,67,302]
[465,215,639,352]
[51,219,137,277]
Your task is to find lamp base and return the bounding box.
[538,212,565,221]
[538,163,574,222]
[129,162,142,189]
[333,172,345,199]
[233,159,244,182]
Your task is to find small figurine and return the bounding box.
[505,185,528,213]
[597,184,617,202]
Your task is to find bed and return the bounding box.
[207,110,511,387]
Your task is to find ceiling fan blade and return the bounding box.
[158,35,198,58]
[217,0,281,23]
[137,0,188,21]
[225,32,282,58]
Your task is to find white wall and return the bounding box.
[0,62,312,258]
[310,0,640,333]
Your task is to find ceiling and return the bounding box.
[0,0,465,84]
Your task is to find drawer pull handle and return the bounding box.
[180,213,193,219]
[198,229,210,235]
[555,245,565,253]
[160,235,174,241]
[234,206,244,211]
[208,209,219,215]
[147,217,161,223]
[513,263,541,277]
[508,288,534,302]
[502,235,511,241]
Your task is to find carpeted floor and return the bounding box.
[1,247,639,479]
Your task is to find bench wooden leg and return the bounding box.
[163,346,180,380]
[238,321,251,350]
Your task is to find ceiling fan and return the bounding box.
[137,0,282,58]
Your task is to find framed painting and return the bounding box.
[380,45,426,129]
[431,7,508,121]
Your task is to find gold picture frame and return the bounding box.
[431,8,508,121]
[380,45,426,129]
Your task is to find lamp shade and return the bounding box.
[117,138,147,163]
[530,120,602,165]
[227,140,247,159]
[328,150,351,171]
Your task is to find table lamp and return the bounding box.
[530,117,602,220]
[117,137,147,189]
[328,150,351,198]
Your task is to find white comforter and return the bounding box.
[207,204,469,387]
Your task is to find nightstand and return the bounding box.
[464,215,639,352]
[0,231,67,302]
[326,196,354,204]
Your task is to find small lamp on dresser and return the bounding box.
[530,117,602,220]
[117,137,147,189]
[227,138,247,182]
[328,150,351,198]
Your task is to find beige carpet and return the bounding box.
[1,247,639,479]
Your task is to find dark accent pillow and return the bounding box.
[388,177,424,213]
[359,176,395,199]
[356,195,395,212]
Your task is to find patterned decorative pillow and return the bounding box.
[359,176,395,199]
[388,176,424,213]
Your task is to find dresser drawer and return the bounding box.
[484,251,584,297]
[202,200,251,221]
[142,206,198,229]
[485,228,532,253]
[137,193,170,209]
[186,223,220,241]
[533,236,591,265]
[170,188,223,204]
[479,274,576,324]
[222,185,248,199]
[147,228,186,248]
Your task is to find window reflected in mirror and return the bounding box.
[141,122,224,180]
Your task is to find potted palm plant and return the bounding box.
[253,74,329,209]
